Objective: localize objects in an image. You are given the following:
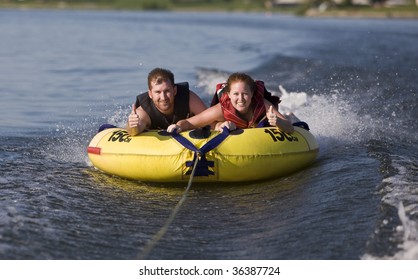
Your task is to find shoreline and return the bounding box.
[305,7,418,19]
[1,3,418,19]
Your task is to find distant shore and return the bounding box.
[305,6,418,19]
[1,2,418,19]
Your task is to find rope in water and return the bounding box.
[137,153,200,260]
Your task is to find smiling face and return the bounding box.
[148,79,177,115]
[227,81,253,114]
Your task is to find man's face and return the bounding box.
[148,79,177,115]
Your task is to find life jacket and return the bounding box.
[210,80,281,107]
[135,82,190,129]
[211,80,281,129]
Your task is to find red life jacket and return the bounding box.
[212,81,280,129]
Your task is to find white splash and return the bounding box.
[362,156,418,260]
[395,202,418,259]
[272,86,370,150]
[195,67,230,98]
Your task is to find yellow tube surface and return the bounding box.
[87,127,319,182]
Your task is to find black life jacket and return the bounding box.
[135,82,190,129]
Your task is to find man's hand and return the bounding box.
[128,104,140,128]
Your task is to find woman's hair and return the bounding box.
[225,72,256,94]
[147,68,175,89]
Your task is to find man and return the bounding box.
[127,68,207,136]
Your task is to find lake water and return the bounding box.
[0,8,417,260]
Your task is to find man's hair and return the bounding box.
[147,68,175,89]
[225,72,256,94]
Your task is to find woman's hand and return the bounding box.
[267,105,278,127]
[216,121,236,132]
[167,124,181,133]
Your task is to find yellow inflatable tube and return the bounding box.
[87,126,319,182]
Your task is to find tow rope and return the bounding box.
[137,127,230,259]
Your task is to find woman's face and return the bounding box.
[227,81,253,114]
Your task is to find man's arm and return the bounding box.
[126,104,150,136]
[188,90,207,116]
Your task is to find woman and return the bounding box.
[167,72,294,133]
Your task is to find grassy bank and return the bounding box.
[1,0,418,19]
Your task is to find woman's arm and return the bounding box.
[167,104,224,133]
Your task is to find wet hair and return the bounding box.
[147,68,175,89]
[225,72,256,94]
